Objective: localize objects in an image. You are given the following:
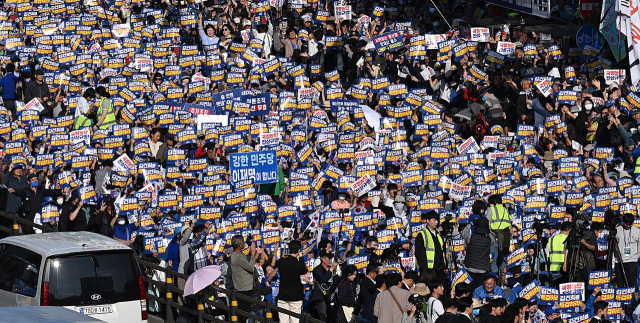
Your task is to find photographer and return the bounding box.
[615,213,640,287]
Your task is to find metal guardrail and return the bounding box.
[0,212,323,323]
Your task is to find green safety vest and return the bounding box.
[72,115,92,130]
[549,233,567,271]
[635,156,640,175]
[490,205,511,230]
[417,227,444,269]
[97,97,116,130]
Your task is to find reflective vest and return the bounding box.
[72,115,92,130]
[549,233,567,271]
[490,205,511,230]
[635,156,640,175]
[418,227,444,269]
[97,97,116,130]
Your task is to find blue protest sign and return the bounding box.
[229,150,278,184]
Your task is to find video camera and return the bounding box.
[408,294,426,309]
[532,218,548,235]
[573,212,590,232]
[441,215,455,237]
[604,212,622,232]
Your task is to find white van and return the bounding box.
[0,232,148,323]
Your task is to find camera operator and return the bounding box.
[615,213,640,287]
[579,220,598,273]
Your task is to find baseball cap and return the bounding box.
[319,250,334,258]
[544,306,560,316]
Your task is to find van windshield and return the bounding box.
[46,251,140,306]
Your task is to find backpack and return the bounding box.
[473,113,489,140]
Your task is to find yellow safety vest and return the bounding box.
[549,233,567,271]
[97,97,116,130]
[635,156,640,175]
[72,115,92,130]
[490,205,511,230]
[417,227,444,269]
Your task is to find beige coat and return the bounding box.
[373,286,412,323]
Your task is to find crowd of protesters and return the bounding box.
[1,0,640,322]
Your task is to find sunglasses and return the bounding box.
[223,28,229,31]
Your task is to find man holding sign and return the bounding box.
[24,69,51,118]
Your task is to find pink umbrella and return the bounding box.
[183,265,222,296]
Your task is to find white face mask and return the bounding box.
[57,198,64,205]
[585,104,593,111]
[117,219,126,225]
[339,196,346,200]
[614,163,625,172]
[234,17,241,24]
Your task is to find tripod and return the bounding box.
[566,228,589,283]
[530,231,556,287]
[606,233,630,288]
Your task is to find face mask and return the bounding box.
[234,17,241,24]
[473,309,480,316]
[598,231,605,238]
[57,198,64,205]
[585,104,593,111]
[30,181,39,188]
[117,218,126,225]
[580,79,587,85]
[339,196,346,200]
[482,94,488,101]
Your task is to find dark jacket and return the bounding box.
[355,276,376,321]
[24,80,50,103]
[311,264,333,303]
[21,185,63,222]
[2,172,28,214]
[337,279,356,307]
[275,255,308,301]
[464,233,492,272]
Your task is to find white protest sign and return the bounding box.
[260,132,281,146]
[334,5,352,20]
[450,183,472,200]
[349,174,376,196]
[604,69,626,85]
[481,136,499,150]
[471,28,490,42]
[536,80,553,97]
[497,42,515,56]
[424,34,446,49]
[457,137,480,154]
[113,154,136,174]
[70,128,91,145]
[25,98,45,112]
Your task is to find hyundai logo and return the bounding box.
[91,294,101,301]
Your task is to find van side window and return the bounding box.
[0,244,42,298]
